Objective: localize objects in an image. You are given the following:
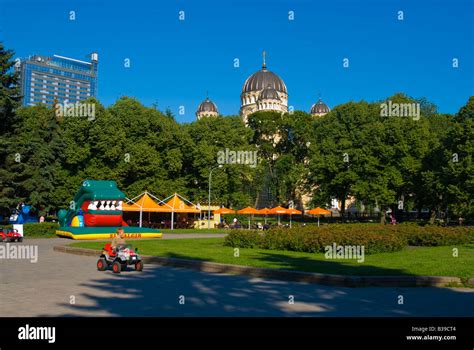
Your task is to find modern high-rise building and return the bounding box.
[15,53,98,107]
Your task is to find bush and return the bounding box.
[225,224,407,254]
[23,222,59,238]
[224,223,474,254]
[223,230,262,248]
[392,224,474,246]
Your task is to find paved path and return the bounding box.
[1,238,473,317]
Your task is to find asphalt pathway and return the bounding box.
[1,238,473,317]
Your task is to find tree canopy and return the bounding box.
[0,44,472,222]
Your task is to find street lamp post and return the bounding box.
[208,165,223,229]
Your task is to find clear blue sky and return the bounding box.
[1,0,473,122]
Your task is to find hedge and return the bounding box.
[224,224,474,254]
[224,230,262,248]
[1,222,59,238]
[387,224,474,246]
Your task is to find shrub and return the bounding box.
[393,224,474,246]
[224,224,407,254]
[23,222,59,238]
[223,230,262,248]
[223,223,474,254]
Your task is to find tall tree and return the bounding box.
[0,44,21,214]
[373,94,432,222]
[308,94,434,223]
[442,96,474,220]
[5,104,65,215]
[184,115,258,207]
[247,110,313,206]
[0,43,21,132]
[308,101,374,217]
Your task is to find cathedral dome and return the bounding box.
[310,98,330,115]
[242,69,287,95]
[240,52,289,121]
[197,97,218,113]
[196,96,219,120]
[259,84,281,101]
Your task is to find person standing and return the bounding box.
[390,213,397,225]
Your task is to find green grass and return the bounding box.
[70,238,474,282]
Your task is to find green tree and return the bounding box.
[5,104,65,215]
[0,43,21,132]
[308,94,434,223]
[247,110,313,206]
[184,115,258,207]
[308,101,373,217]
[0,43,21,214]
[442,96,474,219]
[104,97,188,197]
[373,94,432,222]
[416,113,451,223]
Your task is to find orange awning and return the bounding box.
[122,193,163,212]
[237,207,260,215]
[214,207,235,214]
[307,207,331,215]
[164,194,200,213]
[121,201,142,212]
[269,206,289,215]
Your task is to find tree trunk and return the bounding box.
[429,209,436,225]
[340,197,346,222]
[416,204,423,220]
[253,192,260,208]
[380,207,386,225]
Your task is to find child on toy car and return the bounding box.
[97,228,143,273]
[111,227,126,252]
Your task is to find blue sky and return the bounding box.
[1,0,473,122]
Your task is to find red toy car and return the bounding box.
[97,243,143,274]
[0,228,23,242]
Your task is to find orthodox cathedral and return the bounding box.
[196,52,330,120]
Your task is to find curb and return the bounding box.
[53,245,462,288]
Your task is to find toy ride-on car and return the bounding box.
[97,243,143,274]
[0,228,23,242]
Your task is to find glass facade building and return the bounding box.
[16,53,98,107]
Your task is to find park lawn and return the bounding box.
[70,238,474,282]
